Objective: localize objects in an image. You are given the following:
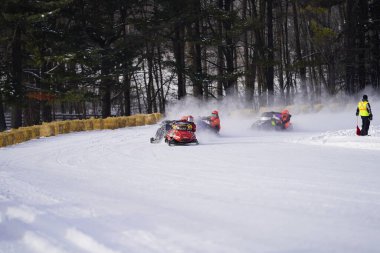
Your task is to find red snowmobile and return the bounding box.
[165,121,199,146]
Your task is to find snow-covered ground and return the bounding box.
[1,100,380,253]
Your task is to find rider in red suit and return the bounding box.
[279,109,291,129]
[208,110,221,132]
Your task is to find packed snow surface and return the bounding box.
[1,101,380,253]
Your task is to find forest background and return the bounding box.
[0,0,379,130]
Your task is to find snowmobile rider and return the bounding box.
[201,110,221,132]
[280,109,291,129]
[179,115,197,132]
[272,109,291,129]
[356,95,373,136]
[151,120,174,143]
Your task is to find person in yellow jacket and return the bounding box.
[356,95,373,136]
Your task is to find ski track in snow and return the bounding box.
[1,122,380,253]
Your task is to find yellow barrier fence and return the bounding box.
[126,116,136,127]
[92,118,104,130]
[0,133,5,147]
[83,119,94,131]
[135,115,145,126]
[31,125,41,139]
[103,117,119,130]
[40,123,56,137]
[0,113,162,148]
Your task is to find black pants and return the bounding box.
[361,116,370,136]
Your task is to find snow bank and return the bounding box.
[292,126,380,150]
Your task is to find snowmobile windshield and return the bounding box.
[261,112,276,117]
[259,116,272,121]
[161,120,172,125]
[173,123,192,131]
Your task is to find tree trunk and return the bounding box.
[41,62,53,122]
[101,56,112,118]
[11,23,23,128]
[252,0,266,106]
[217,0,225,98]
[217,46,225,98]
[123,72,131,116]
[157,45,166,113]
[0,95,6,131]
[189,29,203,97]
[132,73,142,114]
[358,0,368,90]
[192,0,203,98]
[277,1,285,103]
[292,1,307,97]
[284,23,292,105]
[223,0,236,95]
[202,30,208,100]
[243,0,255,106]
[369,0,380,90]
[345,0,356,94]
[266,0,274,105]
[173,24,186,99]
[153,47,163,112]
[327,58,336,95]
[146,44,155,114]
[311,64,321,104]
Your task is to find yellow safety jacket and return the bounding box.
[358,101,369,116]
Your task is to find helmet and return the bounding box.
[363,95,368,101]
[180,116,188,121]
[187,115,194,122]
[281,109,289,115]
[211,110,219,117]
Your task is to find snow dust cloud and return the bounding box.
[293,93,380,133]
[161,92,380,136]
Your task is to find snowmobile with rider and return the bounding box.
[251,109,292,131]
[150,120,174,143]
[165,116,199,146]
[196,110,221,134]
